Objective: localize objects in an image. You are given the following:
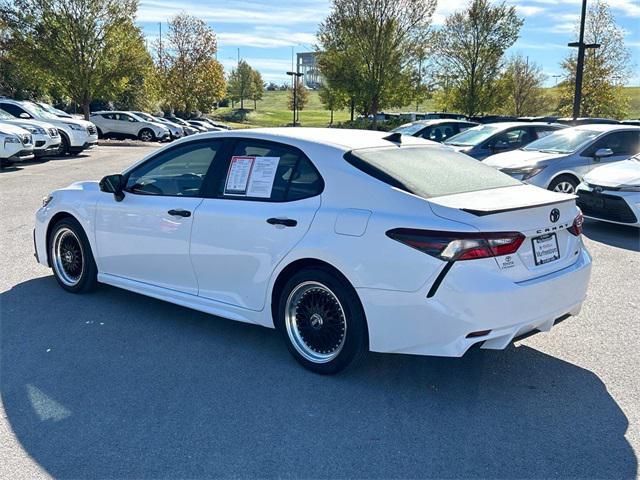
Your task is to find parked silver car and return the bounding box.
[484,125,640,193]
[444,122,566,160]
[131,111,184,140]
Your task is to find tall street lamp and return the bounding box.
[568,0,600,120]
[287,71,304,126]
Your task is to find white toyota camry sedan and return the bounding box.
[34,128,592,374]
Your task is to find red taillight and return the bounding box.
[386,228,525,261]
[568,211,584,236]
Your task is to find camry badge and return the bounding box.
[550,208,560,223]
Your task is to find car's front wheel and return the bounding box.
[138,128,155,142]
[49,217,97,293]
[276,267,368,374]
[549,175,579,194]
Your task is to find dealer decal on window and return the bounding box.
[224,155,280,198]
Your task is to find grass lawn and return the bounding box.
[211,88,639,129]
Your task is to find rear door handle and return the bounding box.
[168,209,191,217]
[267,217,297,227]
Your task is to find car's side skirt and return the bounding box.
[97,273,273,328]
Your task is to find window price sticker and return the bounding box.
[224,155,279,198]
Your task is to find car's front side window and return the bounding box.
[125,140,222,197]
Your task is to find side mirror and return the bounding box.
[19,112,31,119]
[594,148,613,160]
[99,174,126,201]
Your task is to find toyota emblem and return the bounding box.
[550,208,560,223]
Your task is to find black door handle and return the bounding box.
[168,209,191,217]
[267,217,297,227]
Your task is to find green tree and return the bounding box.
[498,54,548,116]
[250,69,264,110]
[1,0,151,119]
[317,0,436,124]
[319,84,347,124]
[288,79,309,118]
[227,60,254,110]
[159,14,226,114]
[434,0,523,116]
[556,0,631,118]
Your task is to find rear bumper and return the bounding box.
[358,246,592,357]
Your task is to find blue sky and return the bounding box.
[137,0,640,86]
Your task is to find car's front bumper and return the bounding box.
[33,133,62,156]
[358,247,592,357]
[5,148,35,163]
[68,129,98,149]
[576,184,640,227]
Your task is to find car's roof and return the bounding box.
[411,119,476,126]
[573,123,640,132]
[477,121,564,129]
[207,127,433,151]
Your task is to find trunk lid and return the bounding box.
[427,185,582,282]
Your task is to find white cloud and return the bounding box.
[137,0,329,25]
[217,30,316,48]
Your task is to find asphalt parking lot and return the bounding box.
[1,146,639,479]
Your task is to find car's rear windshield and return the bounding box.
[345,146,521,198]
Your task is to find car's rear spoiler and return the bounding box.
[462,198,576,216]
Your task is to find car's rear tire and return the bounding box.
[276,267,368,374]
[96,127,104,139]
[549,175,579,194]
[49,217,97,293]
[138,128,155,142]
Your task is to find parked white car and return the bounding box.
[90,111,170,142]
[130,111,184,140]
[484,125,640,194]
[0,99,98,155]
[576,155,640,227]
[0,108,60,157]
[35,128,592,374]
[0,124,34,167]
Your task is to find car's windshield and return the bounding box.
[39,102,70,117]
[522,128,600,153]
[444,125,500,146]
[0,108,15,120]
[346,146,521,198]
[391,122,427,136]
[22,101,58,120]
[134,112,155,121]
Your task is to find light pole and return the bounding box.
[286,71,303,126]
[568,0,600,120]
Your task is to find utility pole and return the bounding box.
[568,0,599,120]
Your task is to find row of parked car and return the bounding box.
[0,98,231,168]
[88,111,230,142]
[392,118,640,227]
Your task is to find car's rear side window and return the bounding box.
[345,146,521,198]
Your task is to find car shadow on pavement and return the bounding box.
[583,219,640,252]
[2,276,636,479]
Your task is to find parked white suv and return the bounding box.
[90,111,170,142]
[0,124,34,168]
[0,108,61,157]
[0,99,98,155]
